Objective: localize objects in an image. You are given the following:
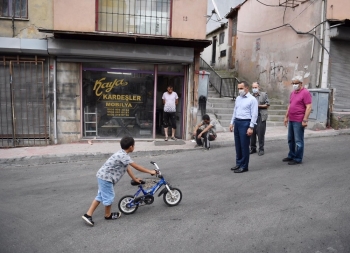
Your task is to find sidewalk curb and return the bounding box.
[1,129,349,166]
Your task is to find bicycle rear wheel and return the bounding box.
[118,195,138,214]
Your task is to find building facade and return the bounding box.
[230,0,350,129]
[0,0,210,147]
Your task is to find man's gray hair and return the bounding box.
[292,75,303,83]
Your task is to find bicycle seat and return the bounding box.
[130,180,145,186]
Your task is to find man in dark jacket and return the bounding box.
[250,82,270,156]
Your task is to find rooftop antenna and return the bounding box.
[207,0,223,23]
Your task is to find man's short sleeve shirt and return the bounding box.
[96,150,133,184]
[199,119,217,137]
[162,92,178,112]
[289,88,312,122]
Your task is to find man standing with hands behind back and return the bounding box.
[283,75,312,165]
[230,81,258,173]
[250,82,270,156]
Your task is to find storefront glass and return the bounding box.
[82,63,155,138]
[82,63,185,139]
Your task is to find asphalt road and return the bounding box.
[0,136,349,253]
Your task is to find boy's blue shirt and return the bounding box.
[96,149,133,185]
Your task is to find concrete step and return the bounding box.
[269,104,287,110]
[207,97,234,104]
[207,102,234,109]
[215,113,232,120]
[266,121,285,127]
[267,109,286,115]
[206,107,234,115]
[268,115,286,121]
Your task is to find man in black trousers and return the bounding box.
[250,82,270,156]
[229,81,258,173]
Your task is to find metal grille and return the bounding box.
[0,57,49,147]
[0,0,28,18]
[97,0,171,36]
[330,40,350,112]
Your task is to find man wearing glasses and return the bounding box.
[283,76,312,165]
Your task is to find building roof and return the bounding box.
[38,29,212,49]
[225,0,247,19]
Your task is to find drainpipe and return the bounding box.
[321,21,330,89]
[316,0,325,87]
[53,58,58,144]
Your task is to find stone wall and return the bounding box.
[55,63,81,143]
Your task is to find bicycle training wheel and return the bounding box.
[118,195,138,214]
[163,188,182,206]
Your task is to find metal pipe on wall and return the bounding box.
[316,0,325,87]
[53,58,58,144]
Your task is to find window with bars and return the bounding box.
[97,0,171,36]
[0,0,28,19]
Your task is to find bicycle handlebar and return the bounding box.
[150,161,162,177]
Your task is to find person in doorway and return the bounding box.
[82,136,156,226]
[250,82,270,156]
[193,114,217,151]
[283,76,312,165]
[162,85,179,141]
[229,81,258,173]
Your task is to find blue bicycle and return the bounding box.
[118,161,182,215]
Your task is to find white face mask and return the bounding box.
[252,88,259,93]
[292,84,299,91]
[238,89,246,97]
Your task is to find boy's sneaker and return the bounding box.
[105,212,121,220]
[82,214,94,226]
[203,148,210,151]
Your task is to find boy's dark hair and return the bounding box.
[120,136,135,150]
[202,114,210,121]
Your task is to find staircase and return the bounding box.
[205,85,286,131]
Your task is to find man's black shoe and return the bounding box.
[234,168,248,173]
[282,157,293,162]
[288,160,301,165]
[231,165,240,171]
[258,150,264,156]
[250,149,257,154]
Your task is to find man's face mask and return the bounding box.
[292,84,299,91]
[252,88,259,93]
[239,89,246,97]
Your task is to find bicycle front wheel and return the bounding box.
[163,188,182,206]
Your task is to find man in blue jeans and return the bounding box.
[283,75,312,165]
[229,81,258,173]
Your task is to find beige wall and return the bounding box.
[236,0,323,101]
[52,0,206,39]
[54,0,95,32]
[169,0,207,39]
[0,0,53,38]
[327,0,350,20]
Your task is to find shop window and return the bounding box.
[0,0,28,19]
[97,0,171,36]
[82,63,155,138]
[219,32,225,44]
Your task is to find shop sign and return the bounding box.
[93,77,142,117]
